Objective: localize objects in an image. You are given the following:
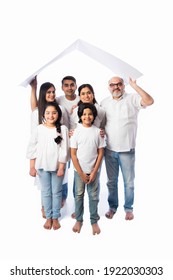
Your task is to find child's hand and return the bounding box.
[29,167,37,177]
[70,105,77,114]
[57,168,64,177]
[87,171,96,184]
[81,172,90,184]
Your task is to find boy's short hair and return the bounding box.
[78,103,97,124]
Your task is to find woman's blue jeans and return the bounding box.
[74,171,100,225]
[104,148,135,213]
[38,169,64,219]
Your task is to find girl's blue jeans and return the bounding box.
[38,169,64,219]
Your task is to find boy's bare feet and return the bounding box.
[43,218,52,229]
[71,212,76,219]
[125,212,134,220]
[41,207,46,219]
[105,210,116,219]
[92,223,101,235]
[52,219,61,230]
[72,221,82,233]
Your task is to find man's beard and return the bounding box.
[112,90,124,98]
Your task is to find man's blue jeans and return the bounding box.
[74,171,100,225]
[104,148,135,213]
[38,169,64,219]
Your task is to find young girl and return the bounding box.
[70,103,105,235]
[27,102,69,230]
[30,77,69,215]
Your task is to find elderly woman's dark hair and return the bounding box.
[43,101,63,144]
[78,103,97,125]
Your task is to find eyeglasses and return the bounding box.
[46,90,55,94]
[109,82,123,88]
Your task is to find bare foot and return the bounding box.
[125,212,134,220]
[92,223,101,235]
[43,218,52,229]
[105,210,116,219]
[52,219,61,230]
[72,221,82,233]
[61,199,66,208]
[41,206,46,219]
[71,212,76,219]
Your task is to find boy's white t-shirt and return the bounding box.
[70,124,105,174]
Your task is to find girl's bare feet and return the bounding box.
[125,212,134,220]
[72,221,82,233]
[41,206,46,219]
[43,218,52,229]
[52,219,61,230]
[92,223,101,235]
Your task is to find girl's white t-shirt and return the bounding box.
[26,124,69,171]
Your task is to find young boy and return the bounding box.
[70,103,105,235]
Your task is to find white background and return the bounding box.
[0,0,172,278]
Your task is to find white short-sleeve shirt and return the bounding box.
[100,93,144,152]
[70,124,105,173]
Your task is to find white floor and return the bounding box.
[1,150,172,263]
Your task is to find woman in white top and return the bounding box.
[27,102,69,230]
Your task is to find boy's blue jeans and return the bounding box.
[104,148,135,213]
[38,169,64,219]
[74,171,100,225]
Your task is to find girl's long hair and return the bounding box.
[43,102,63,144]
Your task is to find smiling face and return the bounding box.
[80,108,94,127]
[108,77,125,99]
[79,86,94,103]
[61,79,77,100]
[45,86,56,102]
[44,105,59,127]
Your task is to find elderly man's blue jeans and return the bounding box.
[104,148,135,213]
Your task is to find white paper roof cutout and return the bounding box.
[20,39,142,87]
